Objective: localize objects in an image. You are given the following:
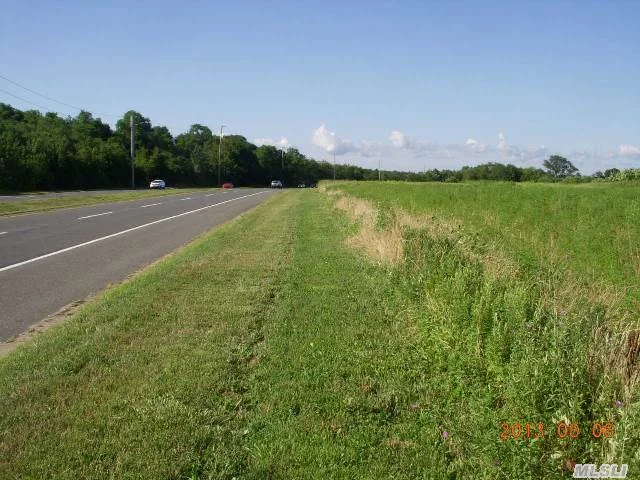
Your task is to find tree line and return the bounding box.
[0,104,344,191]
[1,102,634,191]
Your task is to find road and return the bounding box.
[0,188,275,341]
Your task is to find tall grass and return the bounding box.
[325,182,639,477]
[332,181,640,308]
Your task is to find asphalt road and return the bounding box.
[0,188,276,341]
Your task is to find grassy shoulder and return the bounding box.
[0,188,214,216]
[1,188,637,478]
[0,190,294,478]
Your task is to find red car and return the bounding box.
[221,182,234,189]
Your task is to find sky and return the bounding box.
[1,0,639,174]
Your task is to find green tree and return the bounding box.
[543,155,579,179]
[256,145,281,182]
[604,168,620,178]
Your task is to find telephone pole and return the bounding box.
[217,125,226,187]
[130,114,135,188]
[378,157,381,181]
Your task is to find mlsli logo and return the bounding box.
[573,463,628,478]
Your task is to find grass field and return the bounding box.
[332,181,640,309]
[0,188,214,216]
[1,183,638,478]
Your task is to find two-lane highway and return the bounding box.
[0,188,276,341]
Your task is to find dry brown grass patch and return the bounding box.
[332,191,520,280]
[334,195,404,265]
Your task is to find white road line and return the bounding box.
[141,203,162,208]
[0,231,7,236]
[78,211,113,220]
[0,191,268,273]
[180,197,193,201]
[205,193,217,197]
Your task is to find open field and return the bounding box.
[0,188,215,216]
[1,184,638,478]
[331,181,640,309]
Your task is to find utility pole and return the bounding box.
[281,149,284,171]
[130,114,135,189]
[217,125,225,187]
[378,157,381,181]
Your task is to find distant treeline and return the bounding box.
[0,103,637,191]
[0,104,352,190]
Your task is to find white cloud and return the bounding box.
[618,144,640,157]
[387,130,436,156]
[497,132,508,152]
[359,139,387,158]
[254,137,290,148]
[311,124,356,155]
[305,126,640,174]
[389,130,410,148]
[464,138,486,153]
[495,132,545,163]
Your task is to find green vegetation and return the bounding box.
[332,181,640,308]
[543,155,579,179]
[1,183,639,478]
[0,188,211,216]
[4,101,637,193]
[602,168,640,182]
[0,103,379,191]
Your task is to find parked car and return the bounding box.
[221,182,234,189]
[297,183,306,188]
[149,179,166,189]
[270,180,283,188]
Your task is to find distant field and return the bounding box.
[1,184,638,478]
[0,188,214,216]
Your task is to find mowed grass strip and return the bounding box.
[0,188,214,216]
[239,191,450,479]
[0,191,295,479]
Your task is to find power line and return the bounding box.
[0,87,192,133]
[0,87,51,111]
[0,73,215,134]
[0,72,118,118]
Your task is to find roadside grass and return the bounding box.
[0,188,215,216]
[0,191,295,478]
[1,186,638,478]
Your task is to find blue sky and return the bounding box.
[1,0,639,173]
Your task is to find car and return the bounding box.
[149,179,166,189]
[221,182,234,189]
[297,183,306,188]
[270,180,283,188]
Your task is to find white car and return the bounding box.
[270,180,283,188]
[149,179,166,189]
